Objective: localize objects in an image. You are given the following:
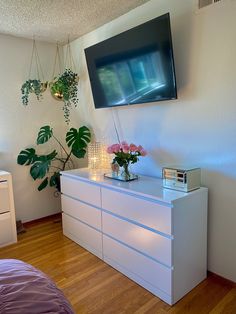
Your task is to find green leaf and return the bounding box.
[17,148,37,165]
[21,79,44,106]
[29,150,57,180]
[30,158,49,180]
[38,177,48,191]
[46,150,57,160]
[66,126,91,154]
[49,172,60,187]
[72,148,86,158]
[37,126,53,145]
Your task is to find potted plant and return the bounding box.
[107,141,147,181]
[21,40,48,106]
[21,79,47,106]
[49,69,79,124]
[17,125,91,192]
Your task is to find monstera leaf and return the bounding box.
[66,126,91,158]
[17,124,90,192]
[37,126,53,144]
[30,150,57,180]
[49,172,60,187]
[49,172,61,191]
[17,148,37,165]
[38,177,49,191]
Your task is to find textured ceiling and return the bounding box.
[0,0,149,44]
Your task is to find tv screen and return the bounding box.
[84,13,177,109]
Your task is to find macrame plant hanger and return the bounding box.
[21,39,47,106]
[61,38,79,124]
[50,43,63,101]
[28,39,47,91]
[64,38,77,74]
[49,39,79,124]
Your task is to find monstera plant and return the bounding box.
[17,125,91,192]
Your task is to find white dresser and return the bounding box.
[60,168,208,305]
[0,171,17,247]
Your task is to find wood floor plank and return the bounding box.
[210,288,236,314]
[0,218,235,314]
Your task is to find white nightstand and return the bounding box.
[0,171,17,247]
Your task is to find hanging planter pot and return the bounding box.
[49,41,79,124]
[50,69,79,102]
[49,44,64,101]
[40,82,48,93]
[50,69,79,123]
[21,40,47,106]
[49,79,64,101]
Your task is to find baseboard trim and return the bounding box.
[208,271,236,287]
[23,213,62,228]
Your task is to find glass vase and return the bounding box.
[104,162,138,182]
[121,163,131,181]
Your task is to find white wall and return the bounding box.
[70,0,236,282]
[0,34,72,222]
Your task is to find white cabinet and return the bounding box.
[0,171,17,247]
[60,168,208,305]
[0,180,10,213]
[61,174,103,259]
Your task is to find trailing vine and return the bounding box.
[21,79,46,106]
[50,69,79,124]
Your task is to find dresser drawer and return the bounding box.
[0,181,10,213]
[103,212,172,266]
[103,235,171,295]
[61,176,101,207]
[62,195,101,230]
[62,213,102,259]
[102,188,172,235]
[0,212,14,247]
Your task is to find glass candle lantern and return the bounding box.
[88,142,102,169]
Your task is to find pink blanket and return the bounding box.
[0,259,74,314]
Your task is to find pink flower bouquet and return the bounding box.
[107,141,147,180]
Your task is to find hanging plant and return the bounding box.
[49,41,79,124]
[50,69,79,123]
[21,80,47,106]
[21,40,47,106]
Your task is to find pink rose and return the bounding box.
[140,149,147,156]
[111,144,121,153]
[108,142,146,156]
[130,143,138,152]
[137,145,143,152]
[121,143,130,153]
[107,144,120,154]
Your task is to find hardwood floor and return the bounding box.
[0,218,235,314]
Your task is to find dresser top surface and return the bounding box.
[0,171,10,178]
[61,168,207,204]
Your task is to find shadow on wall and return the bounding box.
[171,10,195,96]
[0,152,14,172]
[201,168,236,279]
[152,148,184,168]
[130,148,187,178]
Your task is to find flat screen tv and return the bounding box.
[84,13,177,109]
